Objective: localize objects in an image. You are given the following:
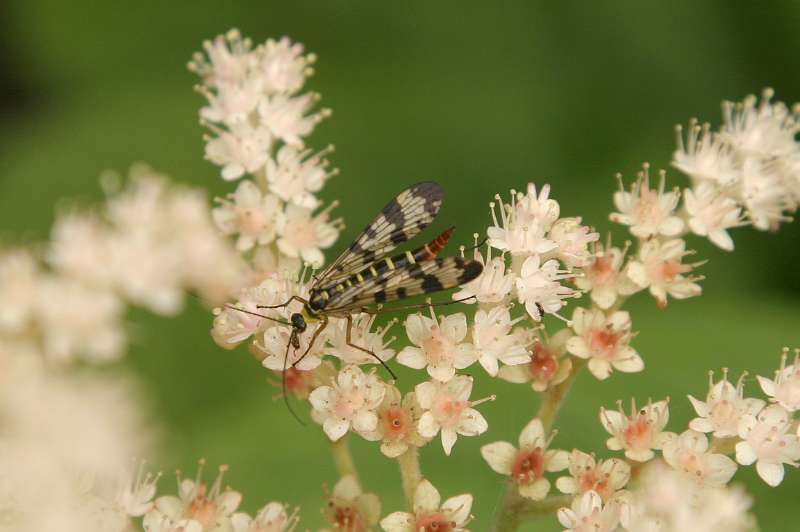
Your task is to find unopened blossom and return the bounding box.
[320,475,380,532]
[757,348,800,411]
[481,417,568,500]
[687,369,765,438]
[397,309,477,382]
[151,461,242,532]
[452,244,514,304]
[555,450,630,501]
[610,166,684,239]
[515,255,576,321]
[327,313,396,366]
[276,203,341,268]
[557,491,620,532]
[600,398,675,462]
[487,183,559,256]
[470,305,529,376]
[566,308,643,381]
[497,329,573,392]
[309,365,385,441]
[673,119,740,185]
[626,238,702,307]
[365,386,428,458]
[204,124,273,181]
[379,479,472,532]
[416,376,492,455]
[683,183,744,251]
[573,239,639,310]
[662,430,737,487]
[546,217,599,268]
[232,502,298,532]
[721,88,800,158]
[735,404,800,486]
[258,92,328,147]
[621,462,754,532]
[212,180,281,251]
[266,144,336,208]
[739,157,794,231]
[257,36,313,95]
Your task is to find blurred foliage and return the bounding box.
[1,1,798,530]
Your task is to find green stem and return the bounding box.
[397,447,422,511]
[330,436,361,488]
[492,358,587,532]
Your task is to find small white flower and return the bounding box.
[662,430,737,487]
[320,475,381,532]
[152,461,242,532]
[212,180,281,251]
[555,450,630,501]
[757,348,800,411]
[200,78,262,126]
[515,255,576,321]
[546,217,599,268]
[470,305,529,376]
[115,460,162,518]
[610,165,684,239]
[721,88,800,158]
[379,479,472,532]
[266,144,336,208]
[204,123,272,181]
[683,183,744,252]
[735,404,800,486]
[276,203,341,268]
[673,119,740,186]
[327,313,396,366]
[497,329,573,392]
[416,376,492,456]
[365,386,428,458]
[259,320,327,372]
[687,368,765,438]
[565,308,643,381]
[739,157,794,231]
[231,501,298,532]
[397,309,477,382]
[480,417,568,500]
[258,36,313,95]
[487,183,559,256]
[258,92,328,147]
[600,398,675,462]
[573,239,639,310]
[309,365,385,441]
[188,29,253,89]
[626,238,702,307]
[557,491,620,532]
[452,244,514,305]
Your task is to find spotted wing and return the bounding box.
[322,256,483,315]
[314,182,443,287]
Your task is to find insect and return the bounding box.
[230,182,483,417]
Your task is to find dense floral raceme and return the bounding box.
[2,26,800,532]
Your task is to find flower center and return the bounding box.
[416,512,455,532]
[709,399,738,432]
[334,389,366,419]
[590,256,614,285]
[589,328,621,358]
[622,414,652,450]
[422,326,455,367]
[237,206,268,234]
[511,447,544,484]
[332,504,364,532]
[529,345,557,382]
[382,406,410,441]
[677,450,707,481]
[186,485,218,528]
[657,259,690,282]
[431,394,466,428]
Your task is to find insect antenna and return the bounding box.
[222,304,292,326]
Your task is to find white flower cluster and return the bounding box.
[190,29,340,269]
[674,89,800,238]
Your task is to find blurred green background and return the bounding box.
[1,1,799,530]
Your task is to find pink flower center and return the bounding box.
[657,260,690,282]
[677,450,707,480]
[416,512,455,531]
[382,406,411,441]
[431,393,466,428]
[422,326,455,367]
[709,399,738,432]
[186,485,218,528]
[622,414,652,450]
[589,328,621,359]
[590,256,614,285]
[334,389,365,419]
[236,206,268,235]
[331,504,365,532]
[529,345,557,383]
[511,447,544,484]
[749,424,787,462]
[578,469,611,498]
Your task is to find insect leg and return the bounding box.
[291,315,329,367]
[345,314,397,380]
[258,295,309,310]
[282,329,305,425]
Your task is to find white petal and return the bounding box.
[687,395,710,417]
[323,418,350,441]
[418,411,440,438]
[544,449,569,472]
[555,476,577,494]
[479,353,500,377]
[480,442,516,475]
[414,381,437,408]
[428,364,456,382]
[458,408,488,436]
[353,410,378,433]
[441,428,458,455]
[397,347,427,369]
[379,512,415,532]
[405,313,431,346]
[413,480,441,514]
[442,494,473,525]
[612,349,644,373]
[497,364,531,384]
[519,418,545,448]
[735,442,757,465]
[588,358,612,380]
[756,460,785,487]
[309,386,333,411]
[518,477,549,500]
[566,337,590,359]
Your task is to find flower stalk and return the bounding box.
[397,446,422,511]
